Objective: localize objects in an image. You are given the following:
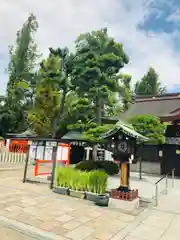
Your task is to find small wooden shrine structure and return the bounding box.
[101,121,148,200]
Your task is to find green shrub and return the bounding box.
[99,161,119,175]
[75,161,99,171]
[75,160,119,175]
[56,167,108,194]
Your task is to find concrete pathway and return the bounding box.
[0,226,35,240]
[0,167,180,239]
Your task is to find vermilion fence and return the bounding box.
[33,143,70,177]
[34,159,69,176]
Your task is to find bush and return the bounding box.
[99,161,119,175]
[75,161,99,171]
[56,167,108,194]
[75,160,119,175]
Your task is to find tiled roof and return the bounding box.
[100,120,148,142]
[121,93,180,120]
[61,131,83,140]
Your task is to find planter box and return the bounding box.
[53,186,69,195]
[86,192,109,206]
[86,192,99,202]
[69,189,85,199]
[95,194,109,207]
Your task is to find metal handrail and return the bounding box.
[172,168,175,188]
[155,168,175,206]
[155,174,166,185]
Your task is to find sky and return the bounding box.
[0,0,180,94]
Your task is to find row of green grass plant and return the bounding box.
[56,167,108,195]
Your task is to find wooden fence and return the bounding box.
[0,151,27,164]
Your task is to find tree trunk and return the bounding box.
[101,100,105,118]
[92,94,102,161]
[92,144,98,161]
[52,90,66,138]
[59,90,66,117]
[96,95,102,125]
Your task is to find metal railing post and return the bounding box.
[172,168,175,188]
[165,174,168,195]
[155,184,158,206]
[154,171,173,207]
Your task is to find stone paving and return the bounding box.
[0,226,35,240]
[0,181,136,240]
[0,168,180,239]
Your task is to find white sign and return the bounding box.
[71,141,85,146]
[46,141,57,147]
[159,150,163,157]
[44,146,53,160]
[29,145,37,158]
[31,141,38,146]
[166,137,180,145]
[36,146,44,160]
[57,146,69,161]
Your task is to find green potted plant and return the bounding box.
[54,167,69,195]
[85,170,109,206]
[69,171,86,199]
[95,171,109,206]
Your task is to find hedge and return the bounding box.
[75,160,119,175]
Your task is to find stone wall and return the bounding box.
[130,161,161,175]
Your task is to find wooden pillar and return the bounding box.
[22,145,30,183]
[119,162,130,192]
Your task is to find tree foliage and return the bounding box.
[0,14,168,146]
[71,28,129,124]
[49,47,76,136]
[135,67,167,96]
[0,13,39,136]
[129,115,166,144]
[118,73,133,112]
[27,54,60,136]
[7,13,39,102]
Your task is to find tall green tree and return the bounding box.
[49,47,75,136]
[118,73,133,112]
[27,54,61,136]
[71,28,129,125]
[71,28,128,160]
[0,14,40,135]
[7,13,39,103]
[135,67,166,96]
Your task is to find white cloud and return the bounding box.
[167,11,180,23]
[0,0,180,94]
